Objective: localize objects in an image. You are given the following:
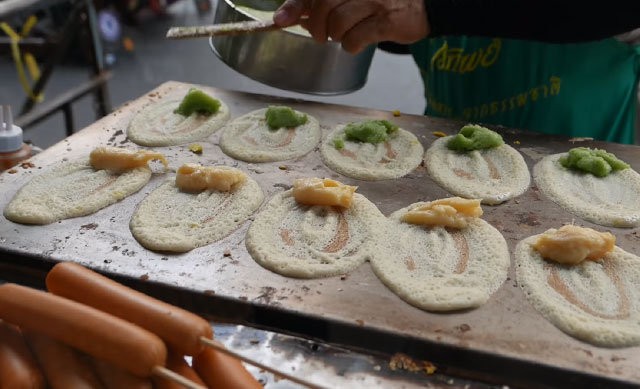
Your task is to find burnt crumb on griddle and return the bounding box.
[254,286,277,304]
[80,223,98,230]
[103,259,112,264]
[273,183,292,190]
[139,273,149,281]
[389,353,437,374]
[108,130,124,143]
[223,249,232,257]
[456,323,471,333]
[20,162,35,169]
[516,212,540,226]
[121,249,136,257]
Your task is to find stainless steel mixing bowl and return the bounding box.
[209,0,376,95]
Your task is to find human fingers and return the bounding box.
[341,0,429,54]
[306,0,349,43]
[340,16,384,54]
[326,1,376,42]
[274,0,310,27]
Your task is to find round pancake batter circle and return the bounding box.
[515,232,640,347]
[219,108,321,162]
[370,203,510,311]
[4,160,151,225]
[127,98,230,146]
[424,136,530,205]
[320,125,424,181]
[246,190,387,278]
[130,168,264,252]
[533,153,640,227]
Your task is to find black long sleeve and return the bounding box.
[426,0,640,43]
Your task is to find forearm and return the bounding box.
[426,0,640,43]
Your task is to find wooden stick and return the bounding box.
[166,20,282,39]
[199,337,327,389]
[153,366,207,389]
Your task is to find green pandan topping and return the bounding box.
[265,106,307,130]
[559,147,629,177]
[174,88,221,116]
[447,124,504,151]
[344,120,397,143]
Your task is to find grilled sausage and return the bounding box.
[0,320,45,389]
[46,262,212,356]
[193,348,262,389]
[25,332,104,389]
[91,358,153,389]
[0,283,167,377]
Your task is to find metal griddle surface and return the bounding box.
[1,81,639,387]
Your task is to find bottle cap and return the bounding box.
[0,105,23,153]
[0,123,24,152]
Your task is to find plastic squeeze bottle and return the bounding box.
[0,106,32,172]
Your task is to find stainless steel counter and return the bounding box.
[1,81,639,388]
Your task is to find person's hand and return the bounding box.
[273,0,430,54]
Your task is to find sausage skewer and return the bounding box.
[154,353,206,389]
[46,262,212,357]
[47,261,326,389]
[0,283,206,389]
[91,358,152,389]
[197,338,327,389]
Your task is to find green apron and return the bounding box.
[410,37,640,144]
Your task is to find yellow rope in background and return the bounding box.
[1,15,44,103]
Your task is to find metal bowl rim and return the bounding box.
[208,37,371,96]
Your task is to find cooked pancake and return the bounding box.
[127,98,230,146]
[424,137,530,204]
[370,202,510,311]
[515,231,640,347]
[130,167,263,252]
[246,190,386,278]
[4,160,151,225]
[320,125,423,181]
[533,153,640,227]
[219,108,321,162]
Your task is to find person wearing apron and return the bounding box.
[273,0,640,143]
[410,35,640,144]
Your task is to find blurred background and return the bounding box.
[0,0,424,149]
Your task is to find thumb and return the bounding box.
[274,0,310,27]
